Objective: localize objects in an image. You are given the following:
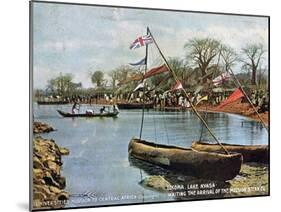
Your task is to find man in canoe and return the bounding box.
[113,104,119,113]
[72,101,80,114]
[100,106,106,114]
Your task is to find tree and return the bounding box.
[47,73,81,96]
[241,43,266,85]
[166,57,189,89]
[184,38,221,82]
[112,65,141,85]
[108,70,119,89]
[91,71,104,87]
[219,45,238,73]
[256,63,268,89]
[168,57,185,80]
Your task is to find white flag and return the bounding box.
[133,82,144,92]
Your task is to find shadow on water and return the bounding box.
[128,156,231,200]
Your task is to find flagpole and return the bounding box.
[139,27,149,139]
[147,27,229,155]
[228,68,268,131]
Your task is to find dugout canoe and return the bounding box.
[128,138,242,181]
[163,106,188,112]
[57,110,119,118]
[37,100,69,105]
[191,141,268,163]
[117,103,153,109]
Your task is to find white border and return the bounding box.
[1,0,280,212]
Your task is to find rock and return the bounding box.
[33,168,44,179]
[43,171,60,188]
[59,147,70,155]
[49,186,62,194]
[33,156,44,170]
[57,191,69,201]
[33,178,45,186]
[140,175,171,192]
[44,160,61,176]
[56,177,66,189]
[33,121,55,134]
[33,191,47,200]
[34,185,53,197]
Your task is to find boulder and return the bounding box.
[59,147,70,155]
[140,175,171,192]
[33,121,55,134]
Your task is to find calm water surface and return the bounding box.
[34,104,268,207]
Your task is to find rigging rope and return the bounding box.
[228,68,268,131]
[163,111,170,144]
[199,104,208,141]
[152,110,157,142]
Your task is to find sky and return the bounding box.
[32,2,269,89]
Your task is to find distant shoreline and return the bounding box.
[34,99,269,126]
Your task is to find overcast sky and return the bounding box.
[32,2,268,89]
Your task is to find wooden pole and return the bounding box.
[139,27,149,139]
[148,27,229,155]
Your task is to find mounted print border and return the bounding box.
[30,1,270,211]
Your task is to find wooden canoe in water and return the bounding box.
[37,100,69,105]
[192,141,268,163]
[128,138,242,181]
[117,103,153,109]
[57,110,119,118]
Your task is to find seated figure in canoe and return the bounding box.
[85,109,94,115]
[100,106,106,114]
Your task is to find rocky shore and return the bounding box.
[33,121,55,134]
[33,136,70,209]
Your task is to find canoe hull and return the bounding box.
[117,103,153,109]
[57,110,118,118]
[192,141,268,163]
[129,138,242,181]
[37,101,69,105]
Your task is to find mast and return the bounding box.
[139,27,149,139]
[147,27,229,155]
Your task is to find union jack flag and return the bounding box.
[129,34,153,50]
[213,73,231,86]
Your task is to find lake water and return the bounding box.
[33,104,268,207]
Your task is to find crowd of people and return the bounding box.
[250,90,269,112]
[39,88,269,113]
[123,89,269,112]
